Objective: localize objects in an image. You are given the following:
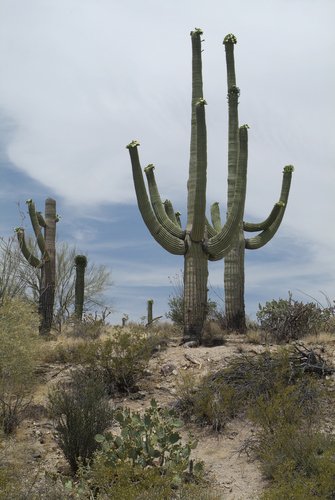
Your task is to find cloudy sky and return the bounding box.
[1,0,334,323]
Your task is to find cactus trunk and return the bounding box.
[183,242,208,342]
[39,198,57,335]
[74,255,87,321]
[224,227,246,332]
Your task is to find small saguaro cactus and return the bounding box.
[15,198,58,335]
[127,29,248,343]
[74,255,87,321]
[147,299,154,325]
[211,34,294,332]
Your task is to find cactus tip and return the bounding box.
[14,226,23,233]
[241,124,250,129]
[191,27,203,36]
[126,140,140,149]
[144,164,155,173]
[283,165,294,173]
[223,33,237,44]
[25,198,32,204]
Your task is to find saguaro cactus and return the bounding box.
[127,29,248,343]
[74,255,87,321]
[211,34,294,332]
[15,198,58,335]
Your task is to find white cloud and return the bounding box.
[1,0,334,315]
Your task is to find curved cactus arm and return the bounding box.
[26,199,47,256]
[186,28,204,233]
[210,202,222,232]
[164,199,179,225]
[175,211,182,228]
[243,202,283,232]
[144,164,184,238]
[127,141,186,255]
[206,125,248,257]
[190,98,207,242]
[245,165,294,250]
[15,227,42,268]
[205,217,217,238]
[37,211,46,228]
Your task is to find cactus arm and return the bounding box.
[206,124,248,257]
[144,164,184,238]
[190,98,207,242]
[175,211,182,228]
[186,28,204,233]
[37,212,46,228]
[224,35,239,207]
[15,227,42,268]
[210,202,222,232]
[26,199,47,256]
[245,165,294,250]
[205,217,217,238]
[127,141,186,255]
[164,200,179,226]
[243,202,283,232]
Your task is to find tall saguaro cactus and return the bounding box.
[74,255,87,321]
[211,34,294,332]
[15,198,58,335]
[127,29,248,343]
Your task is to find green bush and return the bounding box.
[64,399,208,499]
[0,298,41,434]
[93,327,153,394]
[48,367,113,474]
[251,385,335,499]
[257,292,334,342]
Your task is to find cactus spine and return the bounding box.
[211,35,294,332]
[74,255,87,321]
[127,29,248,343]
[15,198,58,335]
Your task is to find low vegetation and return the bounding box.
[0,292,334,498]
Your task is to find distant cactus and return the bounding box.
[210,35,294,332]
[74,255,87,321]
[147,299,154,325]
[15,198,58,335]
[127,29,248,343]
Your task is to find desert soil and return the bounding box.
[5,333,335,499]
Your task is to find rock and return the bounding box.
[160,363,177,376]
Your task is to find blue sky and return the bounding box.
[1,0,334,323]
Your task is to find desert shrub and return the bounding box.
[64,399,208,499]
[166,273,217,326]
[175,347,328,431]
[48,367,113,474]
[44,326,165,395]
[257,292,335,342]
[250,382,335,499]
[92,327,153,394]
[0,298,41,434]
[66,313,106,340]
[42,338,99,365]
